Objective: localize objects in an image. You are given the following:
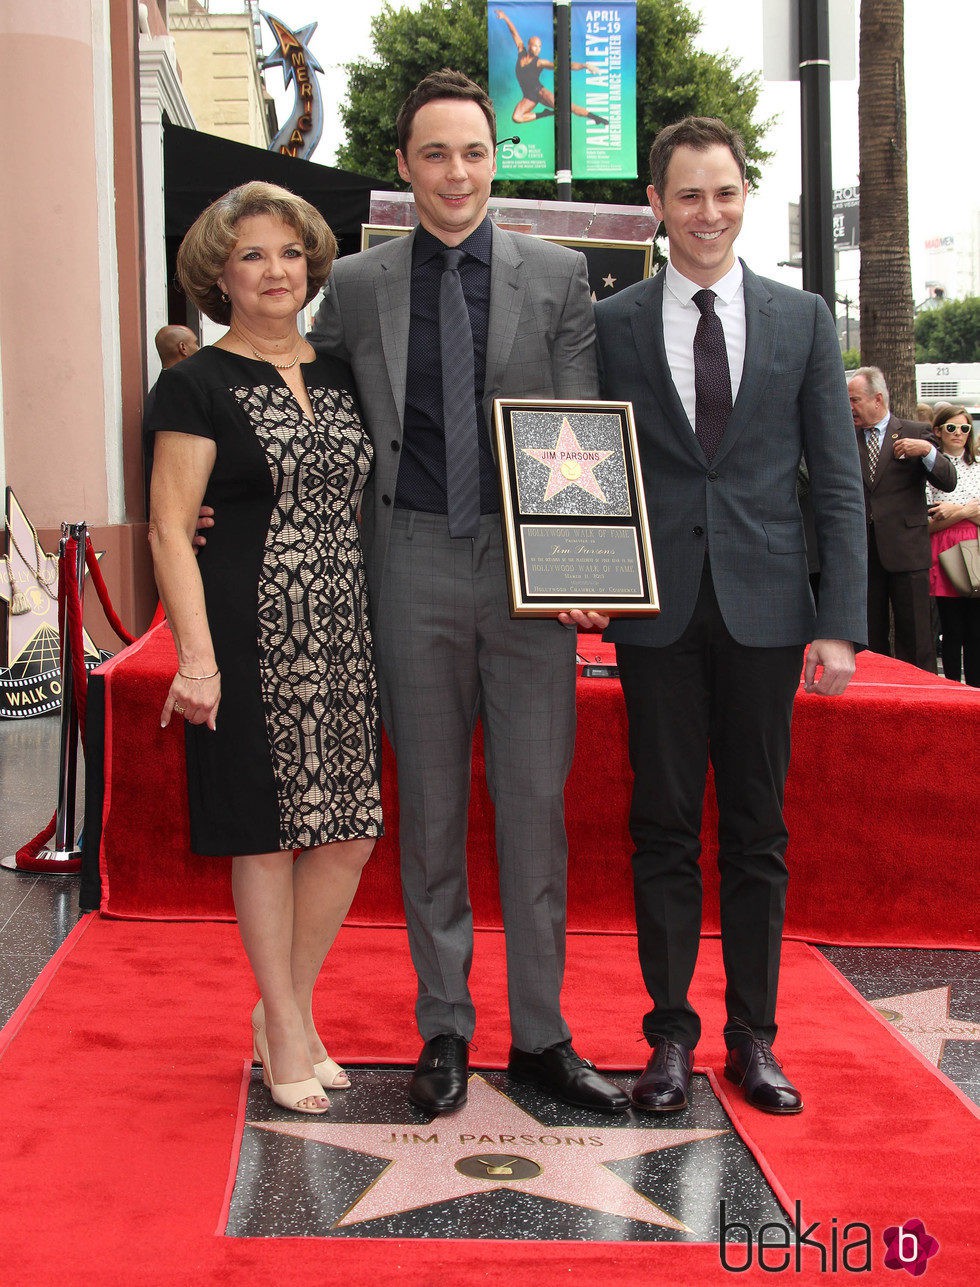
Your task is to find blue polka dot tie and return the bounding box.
[692,288,732,462]
[439,248,481,539]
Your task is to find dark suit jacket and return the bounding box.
[858,415,956,572]
[309,227,598,613]
[596,262,868,649]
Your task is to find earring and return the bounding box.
[220,290,230,304]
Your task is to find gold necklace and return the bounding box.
[231,325,302,370]
[249,345,301,370]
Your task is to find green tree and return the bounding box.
[337,0,772,205]
[841,347,861,371]
[915,298,980,363]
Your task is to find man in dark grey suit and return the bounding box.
[847,366,956,671]
[311,70,626,1115]
[595,118,867,1116]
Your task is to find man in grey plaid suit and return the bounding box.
[596,117,867,1118]
[311,70,627,1115]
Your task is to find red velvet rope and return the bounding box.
[85,538,135,646]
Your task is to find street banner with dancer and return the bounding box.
[489,2,607,179]
[571,1,636,178]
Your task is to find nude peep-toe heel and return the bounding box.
[313,1054,351,1091]
[252,999,350,1092]
[251,1021,329,1115]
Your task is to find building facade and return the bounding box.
[0,1,276,648]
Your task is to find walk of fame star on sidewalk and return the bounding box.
[250,1074,726,1230]
[872,986,980,1067]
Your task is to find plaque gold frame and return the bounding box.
[492,398,659,618]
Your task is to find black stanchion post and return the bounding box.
[555,0,572,201]
[45,522,86,869]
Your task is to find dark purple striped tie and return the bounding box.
[692,288,732,462]
[440,247,481,538]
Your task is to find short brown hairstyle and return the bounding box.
[396,68,496,157]
[648,116,748,199]
[933,404,976,465]
[176,181,337,325]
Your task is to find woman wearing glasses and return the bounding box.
[927,405,980,685]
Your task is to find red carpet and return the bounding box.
[0,916,976,1284]
[91,626,980,947]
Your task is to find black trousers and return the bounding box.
[616,562,804,1049]
[936,595,980,686]
[867,536,936,671]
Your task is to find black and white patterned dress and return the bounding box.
[149,347,383,856]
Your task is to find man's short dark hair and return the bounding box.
[648,116,747,198]
[396,68,497,156]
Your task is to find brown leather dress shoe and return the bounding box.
[630,1038,695,1112]
[724,1038,803,1115]
[408,1034,469,1113]
[507,1040,629,1112]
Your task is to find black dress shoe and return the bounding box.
[724,1038,803,1115]
[408,1034,469,1113]
[507,1040,629,1112]
[630,1038,695,1113]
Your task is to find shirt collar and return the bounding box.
[414,217,493,268]
[873,414,890,433]
[665,257,744,307]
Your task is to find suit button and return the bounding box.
[381,494,392,506]
[391,440,400,451]
[707,470,718,481]
[692,526,704,537]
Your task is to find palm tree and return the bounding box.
[858,0,916,414]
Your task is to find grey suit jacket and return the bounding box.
[596,262,868,649]
[858,414,956,573]
[309,226,599,612]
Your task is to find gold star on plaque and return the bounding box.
[523,418,614,502]
[603,273,617,289]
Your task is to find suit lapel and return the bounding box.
[712,263,775,466]
[628,272,705,464]
[485,228,524,391]
[375,234,414,430]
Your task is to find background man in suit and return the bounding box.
[847,366,956,671]
[595,117,867,1116]
[310,69,626,1116]
[143,326,200,509]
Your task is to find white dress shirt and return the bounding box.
[663,258,746,432]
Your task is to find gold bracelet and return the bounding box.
[178,669,220,680]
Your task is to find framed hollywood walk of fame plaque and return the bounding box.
[492,399,659,618]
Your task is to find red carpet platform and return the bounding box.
[1,918,977,1284]
[84,624,979,947]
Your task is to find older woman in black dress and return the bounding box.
[148,183,382,1113]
